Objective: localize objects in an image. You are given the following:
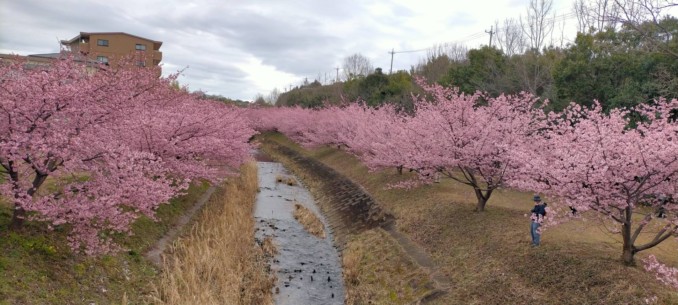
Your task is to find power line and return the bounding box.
[485,25,495,47]
[389,48,395,74]
[392,48,430,54]
[288,10,579,90]
[390,11,577,55]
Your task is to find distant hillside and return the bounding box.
[276,69,418,111]
[198,93,251,107]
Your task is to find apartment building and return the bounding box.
[60,32,162,67]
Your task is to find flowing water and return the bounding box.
[254,161,345,305]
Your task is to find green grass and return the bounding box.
[0,180,210,305]
[261,132,678,305]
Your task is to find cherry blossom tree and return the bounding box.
[511,100,678,265]
[374,82,545,211]
[0,56,253,255]
[251,82,544,212]
[249,103,413,174]
[247,106,315,143]
[336,104,415,175]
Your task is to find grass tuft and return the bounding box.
[293,203,326,239]
[261,236,278,256]
[275,174,297,186]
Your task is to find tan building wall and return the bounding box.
[61,32,162,67]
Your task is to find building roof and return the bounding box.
[27,53,62,59]
[0,53,54,63]
[60,32,162,49]
[0,52,99,66]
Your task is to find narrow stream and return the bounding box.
[254,161,345,305]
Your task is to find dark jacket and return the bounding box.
[531,204,546,218]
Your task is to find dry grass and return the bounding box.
[149,162,275,305]
[275,174,297,186]
[293,203,326,238]
[343,228,436,305]
[263,132,678,305]
[261,236,278,256]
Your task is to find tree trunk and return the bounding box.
[397,165,403,175]
[621,222,636,266]
[475,196,487,212]
[8,171,47,231]
[10,206,26,230]
[473,188,493,212]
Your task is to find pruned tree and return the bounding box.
[495,18,526,56]
[342,53,373,81]
[253,93,267,105]
[521,0,556,51]
[266,87,280,105]
[573,0,621,33]
[427,42,468,62]
[511,47,563,97]
[412,43,468,83]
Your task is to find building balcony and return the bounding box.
[151,50,162,63]
[77,42,90,54]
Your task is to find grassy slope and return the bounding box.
[264,132,678,305]
[0,180,209,305]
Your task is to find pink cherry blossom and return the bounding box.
[511,99,678,265]
[0,55,254,254]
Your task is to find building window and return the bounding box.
[135,44,146,51]
[136,61,146,67]
[97,56,109,64]
[97,39,109,46]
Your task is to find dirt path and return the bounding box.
[144,186,217,267]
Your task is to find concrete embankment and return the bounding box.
[261,140,449,303]
[264,143,395,246]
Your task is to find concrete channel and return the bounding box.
[254,161,345,305]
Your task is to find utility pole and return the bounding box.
[389,48,395,74]
[485,26,494,47]
[335,67,340,82]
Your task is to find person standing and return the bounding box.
[530,195,546,247]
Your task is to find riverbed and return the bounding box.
[254,161,345,305]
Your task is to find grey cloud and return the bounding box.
[1,0,537,100]
[141,4,344,75]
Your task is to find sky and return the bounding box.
[1,0,581,101]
